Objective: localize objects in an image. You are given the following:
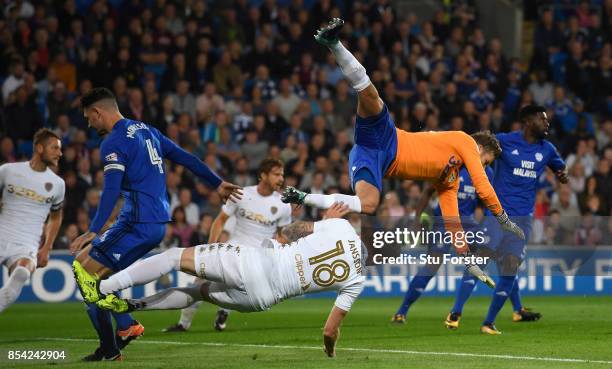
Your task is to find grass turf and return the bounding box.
[0,296,610,368]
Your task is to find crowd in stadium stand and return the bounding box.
[0,0,610,248]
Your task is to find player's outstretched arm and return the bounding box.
[157,132,242,202]
[322,306,348,358]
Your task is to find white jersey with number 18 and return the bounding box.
[247,219,365,312]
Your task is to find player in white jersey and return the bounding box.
[74,203,363,357]
[0,129,65,313]
[163,158,292,332]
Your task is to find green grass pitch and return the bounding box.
[0,296,610,368]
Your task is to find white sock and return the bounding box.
[138,287,201,311]
[330,42,370,91]
[304,193,362,212]
[178,301,203,329]
[0,266,30,313]
[100,248,184,295]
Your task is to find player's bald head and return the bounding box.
[81,87,119,112]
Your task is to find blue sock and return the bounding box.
[86,303,101,332]
[90,304,120,357]
[396,274,433,316]
[112,312,136,331]
[509,278,523,312]
[483,275,516,325]
[451,271,478,314]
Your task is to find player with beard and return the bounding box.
[0,129,64,313]
[163,158,292,333]
[74,203,364,358]
[70,88,241,361]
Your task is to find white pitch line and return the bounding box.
[31,337,612,365]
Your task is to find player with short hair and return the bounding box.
[282,19,524,283]
[445,105,568,334]
[0,129,64,313]
[163,158,292,333]
[74,203,362,358]
[70,87,242,361]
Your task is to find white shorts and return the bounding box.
[0,240,37,269]
[192,243,277,312]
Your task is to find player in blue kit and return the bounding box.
[391,166,494,323]
[444,105,568,334]
[70,88,242,361]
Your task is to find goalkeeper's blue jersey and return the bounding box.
[99,118,171,224]
[491,131,565,216]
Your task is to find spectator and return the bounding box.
[171,206,194,247]
[574,211,603,246]
[551,184,581,230]
[213,50,241,95]
[170,79,196,119]
[0,136,17,163]
[47,81,72,125]
[528,69,554,107]
[273,78,301,122]
[469,79,495,113]
[196,82,225,122]
[2,59,25,103]
[252,65,277,101]
[240,129,268,171]
[190,213,214,245]
[566,139,597,177]
[49,51,76,92]
[4,85,42,143]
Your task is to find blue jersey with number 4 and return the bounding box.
[100,118,171,223]
[492,131,565,216]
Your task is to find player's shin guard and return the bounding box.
[396,274,432,316]
[509,277,523,312]
[0,266,30,313]
[99,248,184,295]
[483,275,515,325]
[178,301,203,330]
[329,42,371,91]
[304,193,362,212]
[451,272,479,315]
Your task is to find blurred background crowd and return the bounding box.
[0,0,610,248]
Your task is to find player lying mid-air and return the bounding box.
[73,203,364,358]
[282,18,525,282]
[163,158,292,333]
